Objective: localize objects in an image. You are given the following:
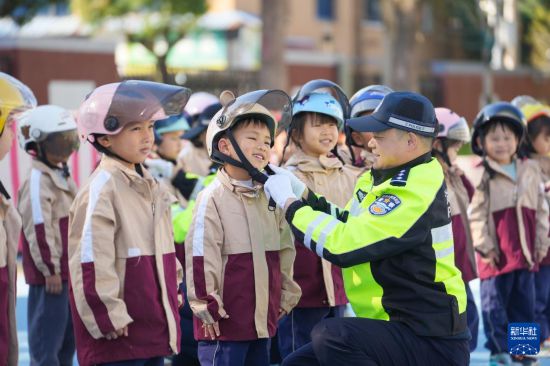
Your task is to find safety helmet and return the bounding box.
[77,80,191,142]
[17,104,79,158]
[471,101,525,156]
[434,107,470,143]
[0,72,37,136]
[154,113,190,145]
[184,92,219,119]
[292,92,344,129]
[511,95,550,124]
[206,89,291,165]
[349,84,393,118]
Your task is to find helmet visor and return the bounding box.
[105,80,191,132]
[217,90,292,134]
[0,72,37,134]
[293,79,350,119]
[40,130,80,160]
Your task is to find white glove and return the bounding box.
[264,175,297,209]
[145,158,174,180]
[267,164,306,198]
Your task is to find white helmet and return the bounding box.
[18,104,80,158]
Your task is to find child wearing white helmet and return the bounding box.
[432,107,479,353]
[185,89,301,366]
[278,79,357,360]
[0,72,36,366]
[342,84,393,171]
[179,92,220,176]
[16,104,79,366]
[513,95,550,354]
[69,80,190,366]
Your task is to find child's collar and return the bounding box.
[285,149,343,172]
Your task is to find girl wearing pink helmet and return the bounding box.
[432,107,479,352]
[70,81,191,366]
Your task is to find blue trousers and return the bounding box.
[535,265,550,341]
[100,357,164,366]
[466,283,479,351]
[198,339,269,366]
[281,317,469,366]
[28,283,75,366]
[481,269,535,354]
[278,305,345,360]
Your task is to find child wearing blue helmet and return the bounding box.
[277,80,357,360]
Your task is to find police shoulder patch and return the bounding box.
[368,194,402,216]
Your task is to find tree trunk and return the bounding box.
[381,0,420,91]
[157,54,170,84]
[259,0,288,91]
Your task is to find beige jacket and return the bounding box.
[186,168,301,341]
[68,156,183,365]
[469,157,550,279]
[285,151,357,307]
[18,160,77,284]
[0,185,20,366]
[178,143,212,177]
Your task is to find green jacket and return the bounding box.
[285,153,467,337]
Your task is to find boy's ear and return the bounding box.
[476,136,481,148]
[218,137,231,155]
[97,135,112,148]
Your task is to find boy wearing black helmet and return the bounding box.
[469,102,550,365]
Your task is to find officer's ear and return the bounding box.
[406,132,419,150]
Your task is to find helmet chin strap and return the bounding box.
[90,137,143,175]
[35,144,70,178]
[211,129,276,210]
[432,139,452,168]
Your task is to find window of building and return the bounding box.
[317,0,335,20]
[364,0,382,22]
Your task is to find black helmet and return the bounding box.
[471,101,525,156]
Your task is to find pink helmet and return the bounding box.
[183,92,219,118]
[435,107,470,143]
[77,80,191,142]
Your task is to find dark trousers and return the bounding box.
[28,283,75,366]
[198,338,269,366]
[535,265,550,341]
[281,317,469,366]
[481,269,535,354]
[278,305,345,360]
[466,283,479,351]
[100,357,164,366]
[173,282,200,366]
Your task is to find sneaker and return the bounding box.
[510,354,540,366]
[490,353,512,366]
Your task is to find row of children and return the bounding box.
[0,70,550,366]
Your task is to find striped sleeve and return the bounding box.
[26,169,58,276]
[69,170,132,339]
[184,180,227,324]
[285,185,435,268]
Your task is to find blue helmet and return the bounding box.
[154,113,190,144]
[292,92,344,129]
[349,84,393,118]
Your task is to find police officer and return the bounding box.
[264,91,470,366]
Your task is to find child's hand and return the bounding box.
[480,250,499,268]
[202,314,229,340]
[45,274,62,294]
[105,326,128,340]
[277,308,287,321]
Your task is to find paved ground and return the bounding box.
[15,265,550,365]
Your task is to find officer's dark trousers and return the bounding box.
[278,305,346,359]
[281,318,470,366]
[481,269,535,354]
[535,265,550,341]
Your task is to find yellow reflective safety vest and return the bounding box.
[285,153,467,337]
